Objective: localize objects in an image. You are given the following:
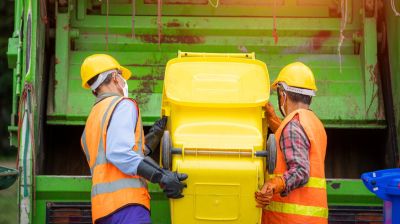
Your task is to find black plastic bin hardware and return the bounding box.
[0,166,18,190]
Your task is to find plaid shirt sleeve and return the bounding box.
[279,114,311,196]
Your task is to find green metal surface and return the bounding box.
[327,179,382,207]
[7,0,24,147]
[6,37,18,69]
[386,1,400,162]
[34,176,170,224]
[7,0,47,222]
[99,0,349,17]
[33,176,381,223]
[47,0,384,128]
[8,0,393,223]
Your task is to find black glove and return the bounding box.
[137,157,188,199]
[137,157,163,183]
[144,116,168,155]
[160,171,188,199]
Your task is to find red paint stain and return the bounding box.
[139,35,205,44]
[311,31,331,50]
[144,0,207,5]
[166,20,181,27]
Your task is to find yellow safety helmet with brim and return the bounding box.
[80,54,132,89]
[271,62,317,96]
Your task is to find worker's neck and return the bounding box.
[286,101,309,115]
[97,85,122,97]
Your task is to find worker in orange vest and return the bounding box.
[80,54,188,224]
[255,62,328,224]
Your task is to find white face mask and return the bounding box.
[122,78,129,97]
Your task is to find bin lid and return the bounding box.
[361,168,400,201]
[163,52,270,107]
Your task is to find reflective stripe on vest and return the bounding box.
[82,96,150,222]
[90,97,146,191]
[92,96,121,169]
[91,178,147,197]
[133,100,144,153]
[137,117,143,150]
[81,130,90,164]
[264,109,328,223]
[269,174,326,189]
[267,201,329,218]
[81,96,120,174]
[82,97,145,172]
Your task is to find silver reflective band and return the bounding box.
[91,178,146,197]
[136,115,144,157]
[279,82,316,96]
[81,129,90,164]
[92,96,122,170]
[90,69,118,90]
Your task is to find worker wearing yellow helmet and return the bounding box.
[255,62,328,224]
[80,54,187,224]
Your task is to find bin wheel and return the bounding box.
[267,134,277,174]
[161,130,172,170]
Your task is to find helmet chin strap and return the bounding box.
[278,89,287,117]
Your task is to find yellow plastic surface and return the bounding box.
[170,105,264,150]
[161,52,270,223]
[163,52,270,107]
[171,156,264,224]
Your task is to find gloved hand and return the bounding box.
[137,157,188,199]
[264,102,281,133]
[255,176,286,208]
[255,184,273,208]
[144,116,168,155]
[160,170,188,199]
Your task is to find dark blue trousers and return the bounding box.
[97,205,151,224]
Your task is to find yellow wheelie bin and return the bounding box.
[160,51,274,224]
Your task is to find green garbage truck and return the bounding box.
[5,0,400,223]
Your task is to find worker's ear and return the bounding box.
[111,73,121,87]
[112,73,118,82]
[278,88,285,98]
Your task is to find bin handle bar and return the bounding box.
[178,51,255,60]
[171,148,268,157]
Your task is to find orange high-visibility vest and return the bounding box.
[263,109,328,224]
[80,95,150,223]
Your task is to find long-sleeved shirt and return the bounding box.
[279,114,311,196]
[106,99,143,175]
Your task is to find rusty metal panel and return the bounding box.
[48,0,384,128]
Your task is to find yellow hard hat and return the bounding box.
[80,54,132,89]
[271,62,317,91]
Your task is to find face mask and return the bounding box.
[278,90,287,117]
[122,78,129,97]
[117,74,129,97]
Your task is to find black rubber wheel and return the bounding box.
[267,134,277,174]
[161,130,172,170]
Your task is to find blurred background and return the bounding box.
[0,1,18,224]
